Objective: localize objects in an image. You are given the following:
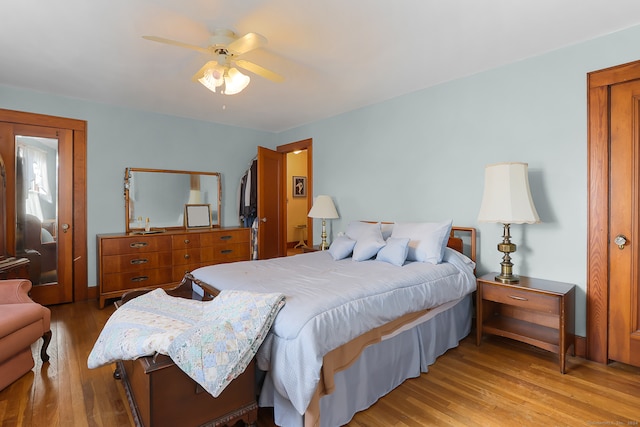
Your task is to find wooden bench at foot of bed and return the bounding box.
[112,279,258,427]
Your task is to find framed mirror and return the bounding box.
[124,168,221,233]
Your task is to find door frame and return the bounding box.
[587,59,640,363]
[277,138,313,248]
[0,108,88,302]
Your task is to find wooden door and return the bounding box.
[0,109,87,304]
[0,123,74,304]
[587,60,640,364]
[257,146,285,259]
[607,79,640,366]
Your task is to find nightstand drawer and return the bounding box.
[483,285,559,314]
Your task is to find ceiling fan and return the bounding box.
[143,29,284,95]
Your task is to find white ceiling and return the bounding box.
[3,0,640,132]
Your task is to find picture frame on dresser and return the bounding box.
[185,204,212,229]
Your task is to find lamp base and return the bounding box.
[495,223,520,283]
[320,219,329,251]
[495,272,520,283]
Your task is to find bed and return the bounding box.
[187,222,477,427]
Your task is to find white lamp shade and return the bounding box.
[187,190,202,204]
[478,162,540,224]
[197,61,225,92]
[308,195,339,219]
[223,68,250,95]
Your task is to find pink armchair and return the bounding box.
[0,279,52,390]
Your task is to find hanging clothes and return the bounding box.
[239,158,257,227]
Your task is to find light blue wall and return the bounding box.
[0,84,276,287]
[279,24,640,337]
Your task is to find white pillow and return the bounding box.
[346,221,386,261]
[376,237,410,266]
[390,220,453,264]
[328,236,356,260]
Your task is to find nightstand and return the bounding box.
[476,273,575,373]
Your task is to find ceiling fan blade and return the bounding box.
[142,36,209,54]
[227,32,267,55]
[235,59,284,83]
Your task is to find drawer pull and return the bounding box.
[509,295,528,301]
[130,258,149,265]
[131,276,149,282]
[130,242,148,249]
[220,235,232,240]
[184,254,190,259]
[221,249,233,254]
[184,239,190,244]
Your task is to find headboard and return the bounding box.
[448,226,476,263]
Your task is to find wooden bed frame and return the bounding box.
[112,226,476,427]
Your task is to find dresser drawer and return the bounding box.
[102,235,172,255]
[102,268,173,292]
[201,242,250,263]
[102,252,172,274]
[482,285,560,315]
[173,249,202,266]
[172,262,202,282]
[172,234,201,249]
[201,229,250,246]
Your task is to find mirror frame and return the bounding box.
[124,167,221,234]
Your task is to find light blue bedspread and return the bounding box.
[191,247,475,414]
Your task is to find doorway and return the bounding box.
[0,109,87,305]
[278,138,313,255]
[587,59,640,365]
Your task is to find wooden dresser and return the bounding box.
[97,227,250,308]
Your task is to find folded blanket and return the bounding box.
[87,288,285,397]
[87,288,204,367]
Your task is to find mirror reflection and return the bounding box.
[125,168,221,233]
[15,136,59,286]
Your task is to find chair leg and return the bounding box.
[41,330,52,362]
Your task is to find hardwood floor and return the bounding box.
[1,299,639,427]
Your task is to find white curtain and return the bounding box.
[17,144,52,221]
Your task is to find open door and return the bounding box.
[257,146,286,259]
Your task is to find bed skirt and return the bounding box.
[259,293,473,427]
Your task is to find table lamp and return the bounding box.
[308,195,339,250]
[478,162,540,283]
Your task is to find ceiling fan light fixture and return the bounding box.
[146,29,284,96]
[223,68,250,95]
[198,65,225,93]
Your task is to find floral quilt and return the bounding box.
[87,288,285,397]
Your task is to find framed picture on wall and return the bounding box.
[293,176,306,197]
[185,204,212,228]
